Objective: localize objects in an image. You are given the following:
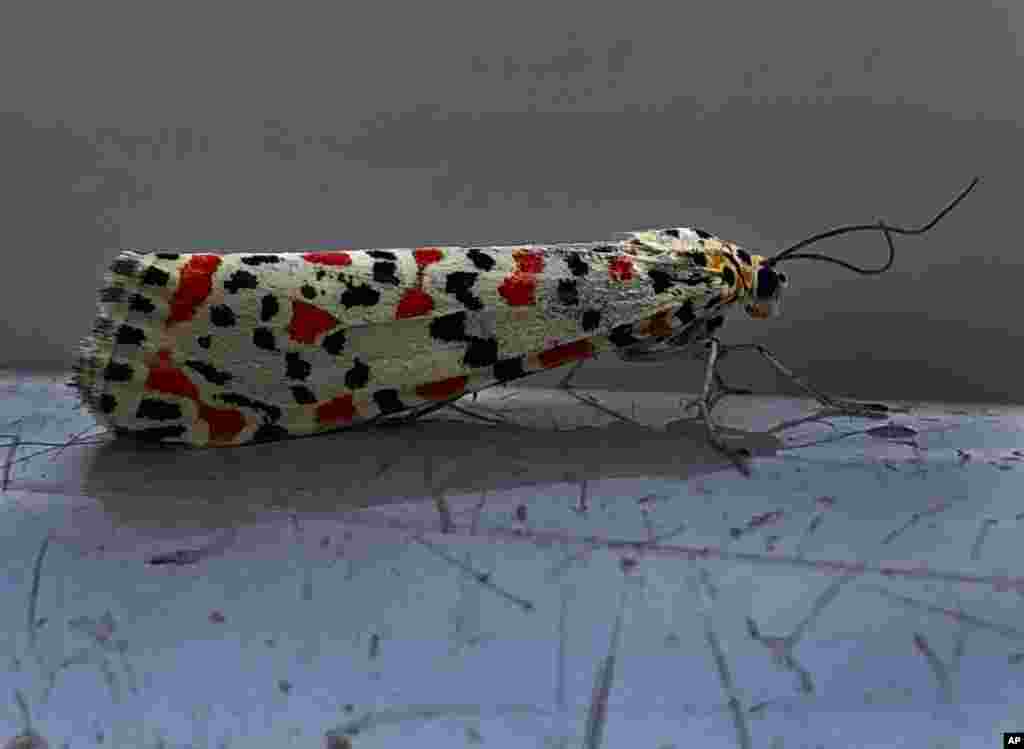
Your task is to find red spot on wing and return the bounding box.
[146,351,200,400]
[415,375,468,401]
[145,350,246,442]
[538,339,595,369]
[414,247,444,267]
[316,394,357,424]
[168,255,222,324]
[197,403,248,441]
[393,248,445,319]
[302,251,352,266]
[608,257,635,282]
[514,250,544,274]
[288,300,340,344]
[498,249,545,307]
[395,288,434,319]
[498,275,537,306]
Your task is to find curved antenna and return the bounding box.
[765,177,979,275]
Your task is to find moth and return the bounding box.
[72,179,978,474]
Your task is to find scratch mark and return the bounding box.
[27,534,51,657]
[912,632,953,703]
[863,585,1024,641]
[746,573,854,695]
[689,572,751,749]
[880,500,953,545]
[412,536,534,612]
[969,518,998,561]
[583,586,628,749]
[1,422,21,492]
[368,633,380,660]
[327,703,550,739]
[556,582,571,715]
[347,515,1024,594]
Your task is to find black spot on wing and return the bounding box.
[647,269,674,294]
[260,294,280,322]
[445,271,483,310]
[284,351,311,380]
[721,266,736,287]
[103,361,134,382]
[372,261,401,286]
[131,425,187,442]
[345,359,370,389]
[290,385,317,404]
[224,269,260,293]
[464,338,499,368]
[253,423,289,442]
[129,294,156,314]
[430,311,467,342]
[253,327,277,351]
[322,329,347,356]
[609,324,640,348]
[210,305,237,327]
[218,392,282,422]
[373,389,406,414]
[110,257,141,276]
[466,248,497,271]
[155,252,180,260]
[300,284,318,300]
[557,279,579,306]
[185,360,233,386]
[494,356,527,382]
[368,250,397,261]
[581,308,601,332]
[663,228,681,238]
[694,229,713,239]
[341,283,381,308]
[566,252,590,276]
[136,398,182,421]
[115,325,146,346]
[241,255,282,265]
[197,335,212,349]
[98,393,117,414]
[141,266,171,287]
[99,287,125,303]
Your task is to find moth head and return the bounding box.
[745,259,788,319]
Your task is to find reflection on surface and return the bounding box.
[1,374,1023,747]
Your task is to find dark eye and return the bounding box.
[777,272,788,284]
[756,267,779,299]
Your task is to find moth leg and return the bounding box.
[557,359,645,426]
[687,338,753,476]
[678,347,753,418]
[717,343,889,417]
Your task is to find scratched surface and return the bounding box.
[1,371,1023,748]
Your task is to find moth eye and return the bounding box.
[777,272,788,284]
[756,267,779,299]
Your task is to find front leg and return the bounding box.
[687,338,754,476]
[717,343,889,418]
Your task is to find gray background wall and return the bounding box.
[2,0,1020,404]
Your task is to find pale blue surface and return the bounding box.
[1,374,1022,748]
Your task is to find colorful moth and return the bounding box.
[71,179,978,472]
